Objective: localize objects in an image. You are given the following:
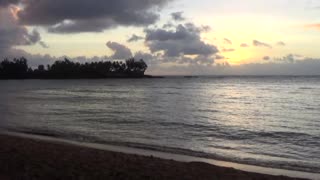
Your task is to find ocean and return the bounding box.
[0,76,319,174]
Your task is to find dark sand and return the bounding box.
[0,134,308,180]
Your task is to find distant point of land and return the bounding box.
[0,57,161,79]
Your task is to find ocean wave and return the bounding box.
[6,128,320,174]
[156,121,214,130]
[2,77,320,175]
[298,87,316,90]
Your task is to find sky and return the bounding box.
[1,0,320,75]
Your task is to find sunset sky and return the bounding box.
[1,0,320,75]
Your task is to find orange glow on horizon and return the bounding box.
[221,48,261,65]
[303,24,320,31]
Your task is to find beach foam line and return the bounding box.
[1,130,319,180]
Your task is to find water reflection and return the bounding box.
[0,77,319,173]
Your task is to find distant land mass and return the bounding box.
[0,57,159,79]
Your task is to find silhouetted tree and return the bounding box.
[0,57,29,79]
[125,58,148,75]
[38,65,45,72]
[0,57,149,79]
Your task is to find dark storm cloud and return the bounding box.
[0,0,19,7]
[127,34,144,43]
[253,40,272,48]
[240,43,249,47]
[106,41,132,59]
[171,12,185,21]
[145,23,218,57]
[0,8,44,57]
[224,38,232,45]
[24,29,41,45]
[48,19,118,33]
[18,0,172,33]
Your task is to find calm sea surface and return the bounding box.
[0,77,319,173]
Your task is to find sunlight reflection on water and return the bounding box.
[0,77,319,173]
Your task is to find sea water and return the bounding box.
[0,76,319,173]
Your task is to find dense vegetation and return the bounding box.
[0,57,148,79]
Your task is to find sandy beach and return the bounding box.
[0,133,310,180]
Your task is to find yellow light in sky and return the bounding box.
[225,50,256,65]
[202,31,266,65]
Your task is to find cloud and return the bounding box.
[0,0,19,7]
[134,51,156,61]
[171,11,185,21]
[133,51,217,66]
[214,58,320,76]
[253,40,272,48]
[127,34,144,43]
[176,55,215,65]
[0,7,44,58]
[133,51,162,69]
[224,38,232,45]
[274,54,304,63]
[163,22,174,29]
[48,19,118,33]
[39,41,49,48]
[263,56,270,61]
[14,53,320,76]
[24,29,41,45]
[145,22,218,57]
[199,25,212,32]
[215,54,226,60]
[304,24,320,31]
[106,41,132,59]
[18,0,172,33]
[221,48,235,52]
[240,43,249,47]
[5,47,320,76]
[151,57,320,76]
[276,41,286,46]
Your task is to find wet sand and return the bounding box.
[0,134,309,180]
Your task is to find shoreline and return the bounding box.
[1,131,318,180]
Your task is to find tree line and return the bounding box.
[0,57,148,79]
